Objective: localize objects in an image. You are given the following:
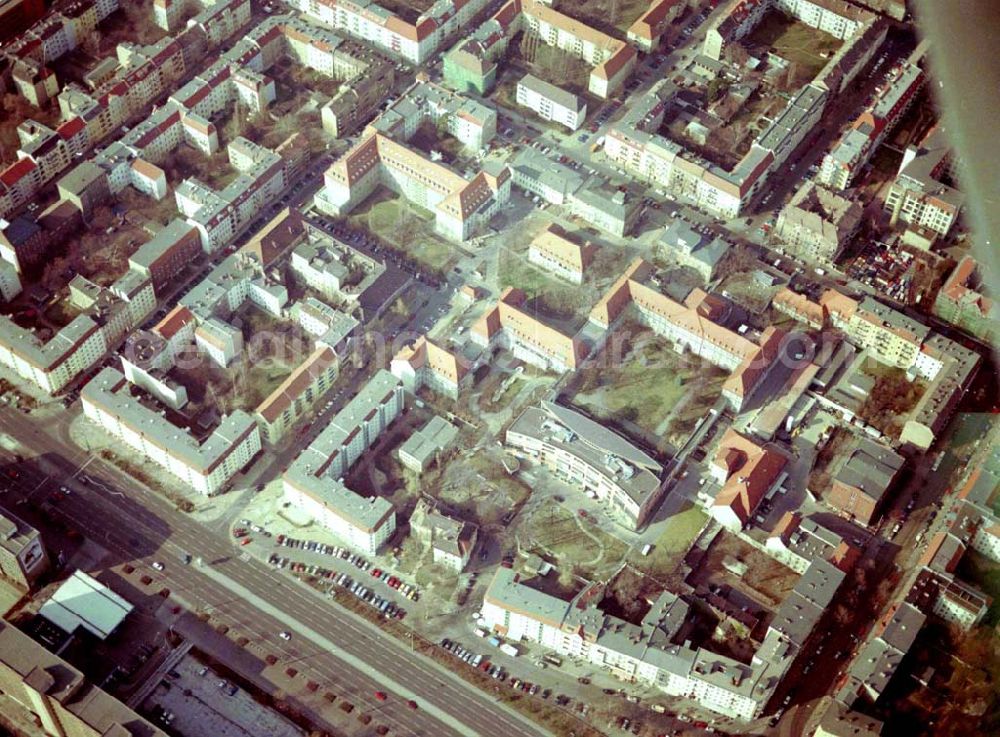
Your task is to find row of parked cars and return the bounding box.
[338,573,407,620]
[266,554,409,621]
[272,538,422,600]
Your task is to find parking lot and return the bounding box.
[142,653,303,737]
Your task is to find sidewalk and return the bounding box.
[196,561,503,737]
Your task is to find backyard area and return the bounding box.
[858,363,927,439]
[743,10,844,80]
[958,550,1000,627]
[496,244,589,322]
[495,32,595,105]
[687,530,800,609]
[163,146,240,192]
[571,326,728,449]
[351,189,455,274]
[519,503,631,584]
[556,0,653,38]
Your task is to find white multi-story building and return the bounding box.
[283,370,403,553]
[0,266,154,395]
[506,402,668,530]
[515,74,586,131]
[82,367,261,495]
[482,562,841,721]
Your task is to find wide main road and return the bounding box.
[0,406,551,737]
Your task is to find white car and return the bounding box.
[151,561,165,571]
[279,631,291,641]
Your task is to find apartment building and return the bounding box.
[506,401,667,530]
[0,261,22,302]
[659,219,730,281]
[567,177,641,237]
[254,347,339,444]
[291,297,360,354]
[82,367,261,495]
[180,249,287,329]
[515,74,586,131]
[706,429,788,530]
[791,289,979,450]
[607,0,883,218]
[175,137,286,253]
[885,126,963,238]
[289,230,384,304]
[290,0,491,64]
[819,61,924,190]
[838,602,925,706]
[521,0,636,99]
[126,219,202,296]
[604,78,821,218]
[0,509,48,590]
[509,147,584,205]
[826,436,904,525]
[481,563,838,721]
[590,259,785,411]
[283,370,403,553]
[0,620,168,737]
[527,224,596,284]
[443,0,521,94]
[933,256,998,342]
[390,336,469,399]
[704,0,870,60]
[627,0,687,53]
[441,0,635,99]
[0,264,154,395]
[472,287,586,372]
[766,512,861,574]
[120,330,190,410]
[318,82,509,241]
[773,181,862,264]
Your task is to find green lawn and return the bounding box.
[497,246,582,318]
[631,503,708,574]
[351,188,455,274]
[574,338,722,436]
[368,199,401,232]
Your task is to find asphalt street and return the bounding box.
[0,404,551,737]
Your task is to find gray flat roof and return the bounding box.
[39,571,134,640]
[517,74,585,113]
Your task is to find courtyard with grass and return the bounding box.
[551,0,652,40]
[520,503,631,583]
[350,189,455,274]
[496,243,589,323]
[571,326,728,448]
[687,530,800,609]
[743,10,844,80]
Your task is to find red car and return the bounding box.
[407,700,418,710]
[371,568,382,577]
[374,691,387,701]
[240,538,252,546]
